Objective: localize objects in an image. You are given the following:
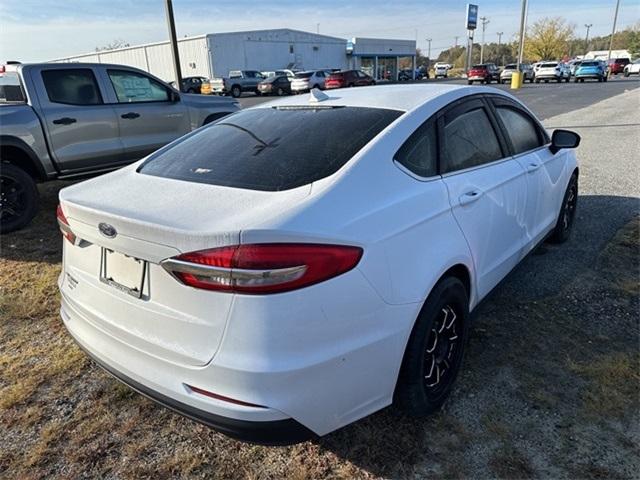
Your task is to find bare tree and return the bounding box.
[95,39,130,52]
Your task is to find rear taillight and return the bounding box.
[56,204,77,244]
[161,243,363,294]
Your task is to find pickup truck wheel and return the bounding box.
[230,86,242,98]
[0,163,39,234]
[395,276,469,416]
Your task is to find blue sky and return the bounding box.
[1,0,638,62]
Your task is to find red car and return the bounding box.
[467,63,500,84]
[325,70,375,89]
[608,58,630,75]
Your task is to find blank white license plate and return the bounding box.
[100,248,146,298]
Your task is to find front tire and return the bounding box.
[395,277,469,416]
[0,163,39,234]
[548,174,578,244]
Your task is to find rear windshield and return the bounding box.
[0,71,26,103]
[472,65,487,69]
[581,61,598,67]
[139,106,402,191]
[541,63,557,68]
[295,72,313,79]
[504,65,516,70]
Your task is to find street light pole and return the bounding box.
[454,36,459,48]
[606,0,620,79]
[425,38,432,68]
[516,0,528,68]
[584,23,592,51]
[497,31,503,65]
[479,16,489,63]
[165,0,182,91]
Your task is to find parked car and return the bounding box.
[499,63,534,83]
[290,70,330,93]
[623,58,640,77]
[324,70,375,89]
[398,68,427,81]
[257,75,292,96]
[261,69,296,79]
[608,58,630,75]
[0,62,240,233]
[169,76,211,94]
[573,60,607,82]
[210,70,266,98]
[434,63,450,78]
[57,84,580,445]
[568,60,583,77]
[534,62,569,83]
[467,63,500,84]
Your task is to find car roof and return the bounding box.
[250,84,489,112]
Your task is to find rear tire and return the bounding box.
[0,163,39,234]
[467,80,473,85]
[231,85,242,98]
[276,87,284,96]
[548,174,578,244]
[395,277,469,416]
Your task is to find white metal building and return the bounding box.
[52,28,416,82]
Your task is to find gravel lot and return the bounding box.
[1,83,638,479]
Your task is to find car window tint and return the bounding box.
[496,107,542,154]
[443,107,503,173]
[107,70,169,103]
[394,118,437,177]
[41,69,103,105]
[139,107,402,191]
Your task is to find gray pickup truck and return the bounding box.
[210,70,267,98]
[0,62,240,232]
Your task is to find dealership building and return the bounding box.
[52,28,417,82]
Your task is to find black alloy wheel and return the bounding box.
[549,174,578,244]
[0,163,39,234]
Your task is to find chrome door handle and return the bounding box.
[526,162,541,173]
[459,190,483,205]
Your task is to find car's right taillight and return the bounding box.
[56,204,77,245]
[161,243,363,294]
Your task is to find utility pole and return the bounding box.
[584,23,592,52]
[479,16,489,63]
[454,36,459,48]
[165,0,182,91]
[606,0,621,79]
[497,32,503,65]
[516,0,528,67]
[426,38,432,66]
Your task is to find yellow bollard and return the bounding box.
[511,71,522,89]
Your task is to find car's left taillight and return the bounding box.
[57,204,77,245]
[161,243,363,294]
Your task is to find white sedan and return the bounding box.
[58,85,580,445]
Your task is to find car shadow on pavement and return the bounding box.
[314,193,639,479]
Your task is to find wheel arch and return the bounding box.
[202,111,232,126]
[0,136,48,181]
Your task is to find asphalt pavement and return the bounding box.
[239,76,639,120]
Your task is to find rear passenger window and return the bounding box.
[41,69,103,105]
[394,118,437,177]
[496,107,543,154]
[442,108,503,173]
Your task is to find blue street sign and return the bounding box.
[466,4,479,30]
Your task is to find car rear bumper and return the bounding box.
[60,264,417,439]
[69,327,315,445]
[535,73,562,79]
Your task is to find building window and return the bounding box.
[289,45,294,54]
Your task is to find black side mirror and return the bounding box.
[550,129,580,154]
[169,90,180,102]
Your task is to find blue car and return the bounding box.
[574,60,607,83]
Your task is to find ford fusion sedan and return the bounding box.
[58,85,580,445]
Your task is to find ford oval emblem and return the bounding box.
[98,222,117,238]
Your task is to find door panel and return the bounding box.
[37,68,124,172]
[106,68,190,160]
[443,161,528,298]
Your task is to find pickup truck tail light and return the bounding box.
[161,243,363,294]
[56,204,78,245]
